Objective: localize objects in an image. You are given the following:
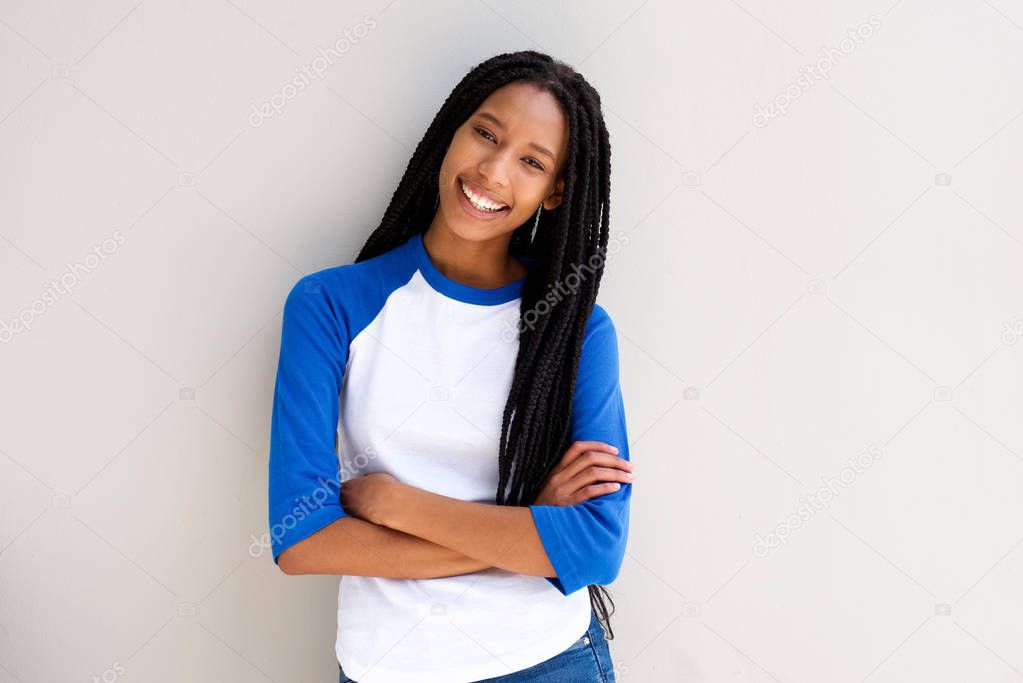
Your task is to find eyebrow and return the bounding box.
[474,111,557,163]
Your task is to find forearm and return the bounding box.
[278,515,493,577]
[383,485,556,578]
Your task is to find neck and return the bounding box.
[420,224,527,289]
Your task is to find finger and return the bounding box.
[561,452,632,481]
[555,440,620,472]
[572,482,624,503]
[563,465,634,491]
[553,490,578,506]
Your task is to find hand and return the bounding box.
[531,440,634,507]
[339,472,402,526]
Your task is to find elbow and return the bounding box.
[276,546,306,575]
[598,559,624,586]
[589,542,628,587]
[607,542,627,578]
[270,507,348,575]
[604,543,628,584]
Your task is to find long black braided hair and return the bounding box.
[354,50,618,639]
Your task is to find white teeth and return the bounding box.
[460,180,507,212]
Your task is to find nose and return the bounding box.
[476,148,512,190]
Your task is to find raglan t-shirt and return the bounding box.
[267,231,632,683]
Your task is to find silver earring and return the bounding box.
[530,204,542,241]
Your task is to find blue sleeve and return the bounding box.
[268,273,350,565]
[528,304,632,595]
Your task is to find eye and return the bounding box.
[474,126,546,171]
[474,126,496,142]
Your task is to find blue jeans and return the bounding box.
[339,609,616,682]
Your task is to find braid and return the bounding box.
[355,50,618,640]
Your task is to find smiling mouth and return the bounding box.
[458,178,509,213]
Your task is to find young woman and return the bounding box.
[268,50,634,682]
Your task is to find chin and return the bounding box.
[442,205,512,242]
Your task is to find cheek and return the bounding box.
[444,131,477,164]
[514,182,548,210]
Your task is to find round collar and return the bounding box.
[409,232,531,306]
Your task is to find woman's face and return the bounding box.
[436,81,569,242]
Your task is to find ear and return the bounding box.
[542,175,566,211]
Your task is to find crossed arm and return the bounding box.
[276,453,633,599]
[277,480,554,579]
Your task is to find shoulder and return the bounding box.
[582,302,618,349]
[285,237,415,304]
[282,237,418,333]
[281,266,346,323]
[585,302,614,332]
[286,246,402,303]
[571,303,626,430]
[576,302,620,372]
[284,263,357,306]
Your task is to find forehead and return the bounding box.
[471,82,568,160]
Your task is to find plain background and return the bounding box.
[2,0,1023,681]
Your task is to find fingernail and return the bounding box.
[611,483,621,490]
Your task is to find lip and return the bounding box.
[460,177,508,206]
[456,177,510,221]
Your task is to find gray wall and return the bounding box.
[2,0,1022,681]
